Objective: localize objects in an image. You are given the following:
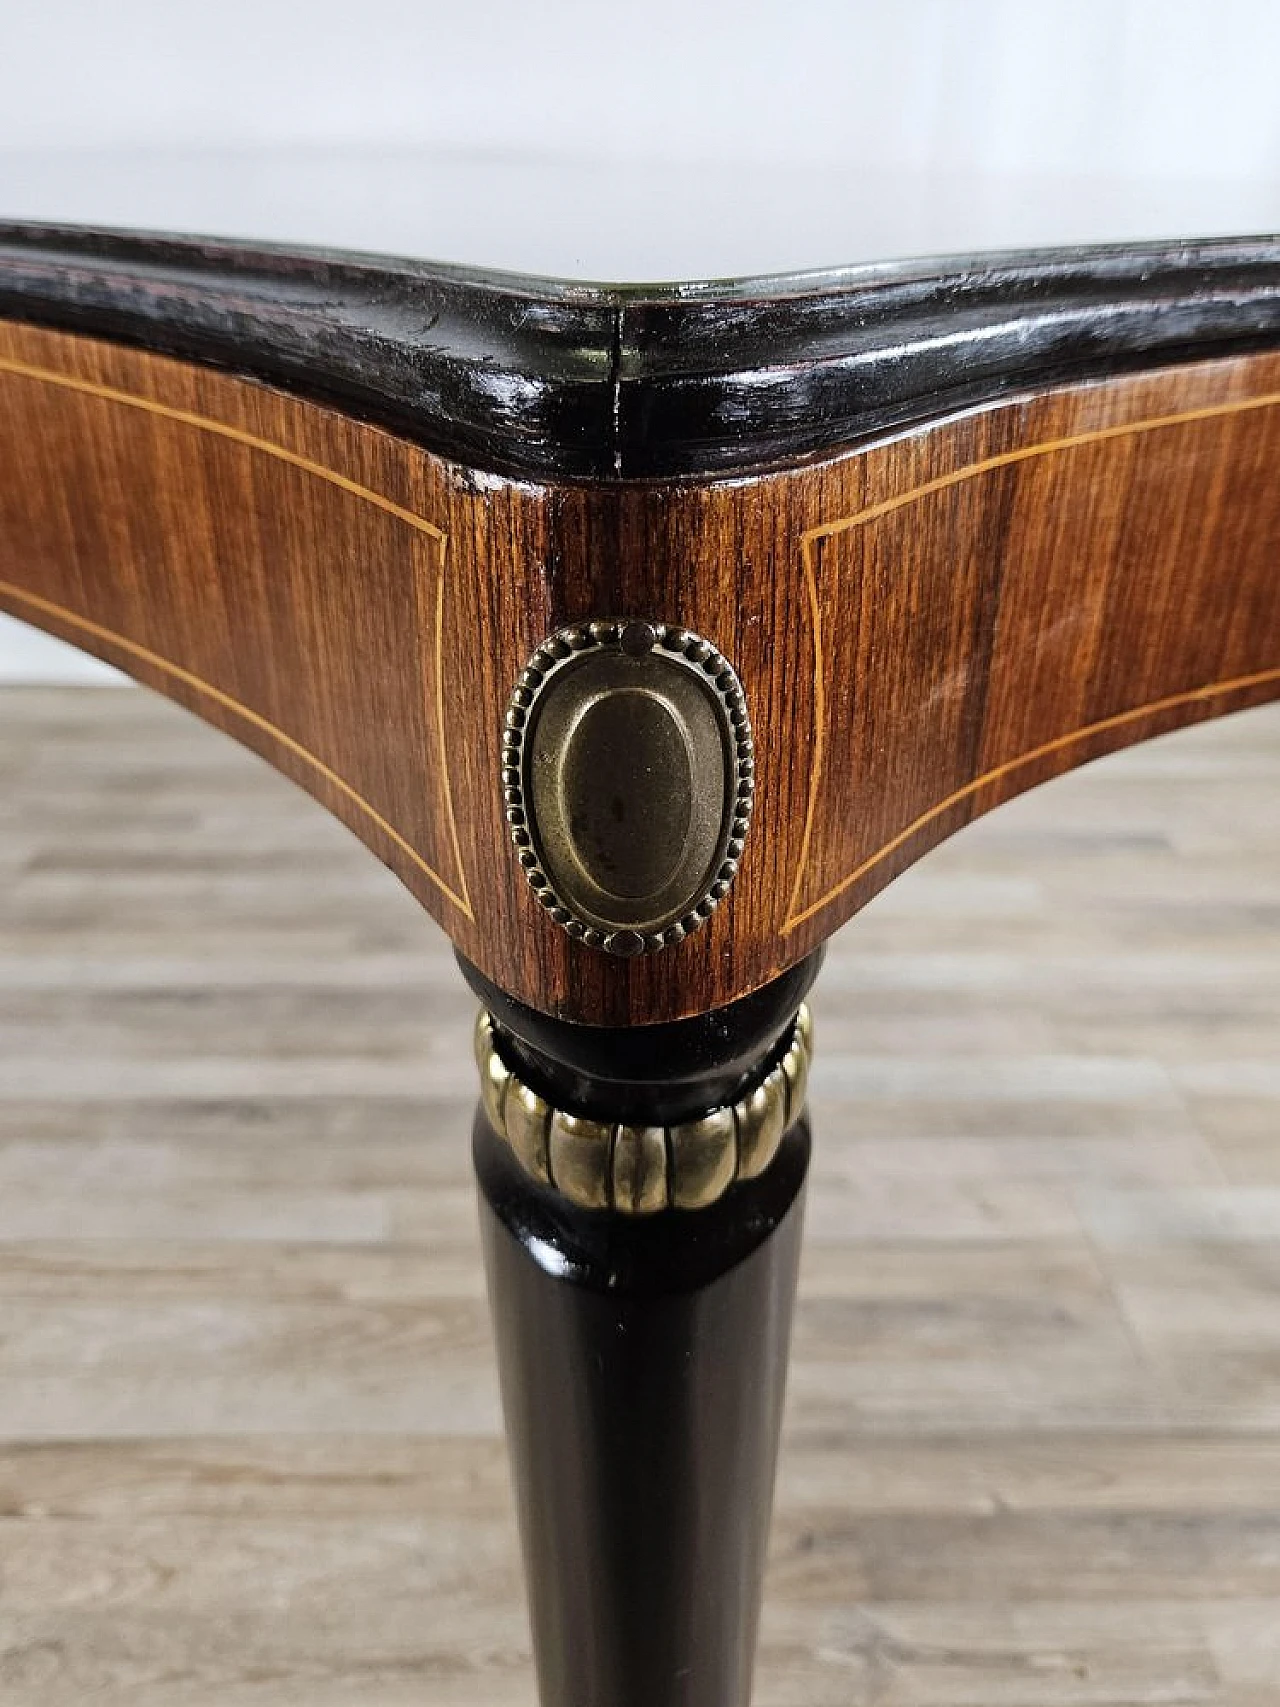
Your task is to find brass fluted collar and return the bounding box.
[474,1004,812,1214]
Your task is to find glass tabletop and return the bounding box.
[1,145,1277,285]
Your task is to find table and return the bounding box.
[1,154,1278,1707]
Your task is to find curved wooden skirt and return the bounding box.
[2,318,1278,1023]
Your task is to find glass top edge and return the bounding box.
[4,218,1280,308]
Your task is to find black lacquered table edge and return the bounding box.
[2,222,1280,476]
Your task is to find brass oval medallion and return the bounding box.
[556,686,695,902]
[503,621,754,955]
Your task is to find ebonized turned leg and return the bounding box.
[461,954,821,1707]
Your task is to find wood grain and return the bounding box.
[0,684,1277,1703]
[2,319,1279,1022]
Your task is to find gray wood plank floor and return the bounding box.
[0,684,1277,1706]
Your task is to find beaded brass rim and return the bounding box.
[474,1003,812,1214]
[501,619,755,956]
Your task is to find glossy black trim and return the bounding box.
[3,224,1280,478]
[617,240,1280,476]
[457,947,823,1125]
[476,1108,808,1706]
[0,222,614,478]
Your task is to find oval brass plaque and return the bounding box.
[502,621,754,955]
[557,686,695,902]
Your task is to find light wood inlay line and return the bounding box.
[783,664,1280,931]
[0,354,450,542]
[784,387,1280,933]
[430,536,472,920]
[807,387,1280,547]
[0,354,474,920]
[0,580,474,920]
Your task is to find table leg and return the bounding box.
[464,956,820,1707]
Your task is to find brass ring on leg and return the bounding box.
[473,1003,813,1214]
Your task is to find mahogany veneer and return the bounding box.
[1,319,1278,1023]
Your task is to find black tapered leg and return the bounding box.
[476,1114,808,1707]
[461,952,820,1707]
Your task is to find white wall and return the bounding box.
[2,0,1279,178]
[2,0,1279,681]
[0,619,123,685]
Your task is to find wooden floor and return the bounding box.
[0,685,1278,1706]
